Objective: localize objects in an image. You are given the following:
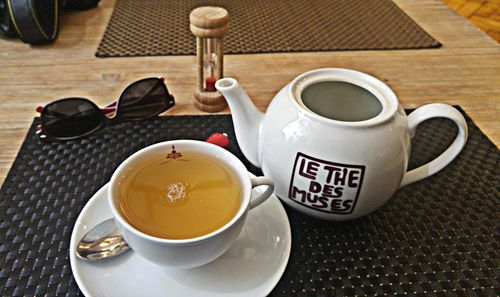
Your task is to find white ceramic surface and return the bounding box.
[70,182,291,297]
[216,68,468,221]
[108,140,274,268]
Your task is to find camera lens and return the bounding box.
[0,0,18,37]
[0,1,9,33]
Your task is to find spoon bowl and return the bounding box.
[76,218,130,261]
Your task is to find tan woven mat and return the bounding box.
[96,0,441,57]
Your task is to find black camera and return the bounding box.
[0,0,100,45]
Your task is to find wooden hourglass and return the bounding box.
[190,6,229,113]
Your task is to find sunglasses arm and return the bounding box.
[100,76,165,115]
[37,102,117,115]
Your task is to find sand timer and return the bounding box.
[190,6,229,112]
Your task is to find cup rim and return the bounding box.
[108,139,251,245]
[289,68,399,127]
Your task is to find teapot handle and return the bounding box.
[399,103,468,188]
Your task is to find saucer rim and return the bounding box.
[69,175,291,297]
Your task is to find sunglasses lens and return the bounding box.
[117,78,174,120]
[41,98,103,138]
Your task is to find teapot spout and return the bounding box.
[216,78,264,167]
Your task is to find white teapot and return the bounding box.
[216,68,467,220]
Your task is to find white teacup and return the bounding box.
[108,140,274,269]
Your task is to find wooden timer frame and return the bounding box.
[190,7,229,113]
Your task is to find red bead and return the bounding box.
[205,133,229,148]
[205,76,217,92]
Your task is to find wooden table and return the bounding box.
[0,0,498,186]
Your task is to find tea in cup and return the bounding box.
[108,140,274,268]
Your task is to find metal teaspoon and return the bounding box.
[76,218,130,261]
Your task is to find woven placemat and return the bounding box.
[96,0,441,57]
[0,107,498,296]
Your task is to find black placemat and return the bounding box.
[96,0,441,57]
[0,107,498,296]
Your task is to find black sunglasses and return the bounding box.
[36,77,174,141]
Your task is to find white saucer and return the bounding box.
[69,178,292,297]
